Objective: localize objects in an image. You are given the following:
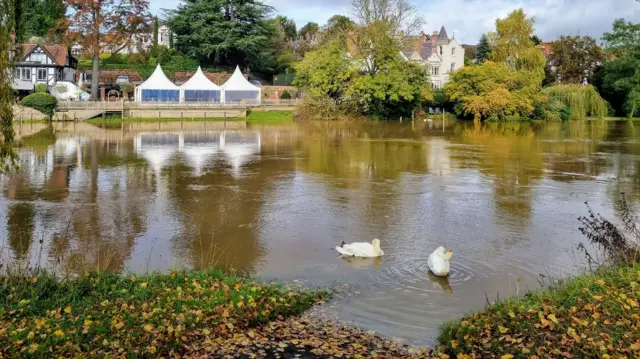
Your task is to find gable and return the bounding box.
[20,44,70,66]
[426,53,441,63]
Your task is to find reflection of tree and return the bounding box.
[46,141,150,274]
[601,121,640,209]
[296,122,429,184]
[6,203,36,260]
[454,122,544,227]
[537,121,608,182]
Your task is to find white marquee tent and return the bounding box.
[135,64,180,102]
[220,66,261,103]
[180,66,222,103]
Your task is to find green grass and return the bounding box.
[438,263,640,358]
[86,111,293,128]
[0,270,326,358]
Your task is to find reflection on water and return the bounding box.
[2,119,640,344]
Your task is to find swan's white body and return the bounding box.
[336,239,384,258]
[428,246,453,276]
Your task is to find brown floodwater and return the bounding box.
[2,119,640,344]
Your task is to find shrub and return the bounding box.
[280,90,292,100]
[34,83,47,93]
[118,83,133,94]
[21,93,57,119]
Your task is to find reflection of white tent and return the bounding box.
[135,64,180,102]
[220,66,261,103]
[180,67,222,103]
[134,133,180,172]
[183,146,217,176]
[55,138,84,158]
[220,132,261,175]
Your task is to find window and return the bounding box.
[439,46,443,55]
[14,69,20,79]
[452,47,456,55]
[22,68,31,80]
[451,63,456,72]
[431,66,439,76]
[37,69,47,81]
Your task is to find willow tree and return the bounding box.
[544,84,606,119]
[0,0,20,172]
[489,9,545,84]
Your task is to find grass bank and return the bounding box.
[437,263,640,358]
[86,111,293,127]
[0,270,429,358]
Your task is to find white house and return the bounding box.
[401,26,465,89]
[12,44,77,92]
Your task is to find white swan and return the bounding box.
[428,247,453,276]
[336,239,384,258]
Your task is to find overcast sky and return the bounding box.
[151,0,640,45]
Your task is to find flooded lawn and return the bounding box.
[2,119,639,344]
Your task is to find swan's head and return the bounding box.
[442,248,453,261]
[372,238,381,250]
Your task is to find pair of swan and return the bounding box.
[335,239,453,277]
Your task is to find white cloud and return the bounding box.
[150,0,640,44]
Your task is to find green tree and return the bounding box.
[0,0,20,172]
[600,19,640,117]
[276,16,297,42]
[169,0,275,71]
[295,21,431,119]
[153,16,159,47]
[22,0,67,42]
[476,34,491,63]
[298,22,319,41]
[530,34,542,45]
[549,35,604,84]
[489,9,545,82]
[321,15,355,44]
[445,61,538,122]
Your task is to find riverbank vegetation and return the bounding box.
[86,111,293,127]
[0,269,432,358]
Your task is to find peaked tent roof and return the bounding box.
[137,64,179,90]
[221,66,260,91]
[180,67,221,90]
[438,26,449,40]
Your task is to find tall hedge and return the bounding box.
[21,93,57,119]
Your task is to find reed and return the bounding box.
[543,84,606,120]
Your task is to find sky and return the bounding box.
[150,0,640,45]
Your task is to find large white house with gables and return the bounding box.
[12,44,78,92]
[401,26,465,89]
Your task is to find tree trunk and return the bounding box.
[90,6,100,100]
[91,50,100,100]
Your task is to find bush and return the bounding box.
[118,83,134,94]
[21,93,57,119]
[34,83,47,93]
[280,90,292,100]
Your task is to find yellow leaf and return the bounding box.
[451,340,458,348]
[143,324,153,332]
[115,322,124,330]
[498,325,508,333]
[27,331,35,340]
[29,343,38,351]
[593,295,603,301]
[202,329,210,336]
[53,329,64,338]
[548,314,559,324]
[594,279,605,286]
[500,355,514,359]
[64,306,71,314]
[508,311,515,318]
[248,330,255,338]
[140,282,148,289]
